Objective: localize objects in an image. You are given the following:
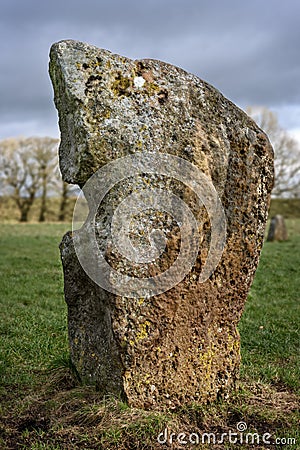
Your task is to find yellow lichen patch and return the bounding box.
[144,81,160,96]
[143,373,151,384]
[197,325,240,389]
[135,320,151,342]
[103,109,111,119]
[198,347,215,381]
[111,72,133,97]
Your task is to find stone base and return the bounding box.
[61,231,242,409]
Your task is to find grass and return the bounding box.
[0,224,69,387]
[239,219,300,393]
[0,220,299,449]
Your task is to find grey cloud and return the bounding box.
[1,0,300,138]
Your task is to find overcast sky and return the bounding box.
[1,0,300,142]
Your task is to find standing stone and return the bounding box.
[267,215,288,241]
[49,40,274,409]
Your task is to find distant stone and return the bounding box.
[267,215,288,241]
[49,40,274,409]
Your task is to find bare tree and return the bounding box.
[28,137,59,222]
[247,106,300,197]
[0,137,59,222]
[0,138,41,221]
[58,180,71,221]
[51,163,77,221]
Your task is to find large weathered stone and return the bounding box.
[49,40,274,409]
[267,214,288,241]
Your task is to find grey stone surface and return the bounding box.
[49,40,274,409]
[267,214,288,241]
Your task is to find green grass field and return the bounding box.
[0,221,299,449]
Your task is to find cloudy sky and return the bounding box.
[1,0,300,142]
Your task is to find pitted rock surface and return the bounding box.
[49,40,274,409]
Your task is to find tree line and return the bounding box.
[247,107,300,198]
[0,137,76,222]
[0,107,299,222]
